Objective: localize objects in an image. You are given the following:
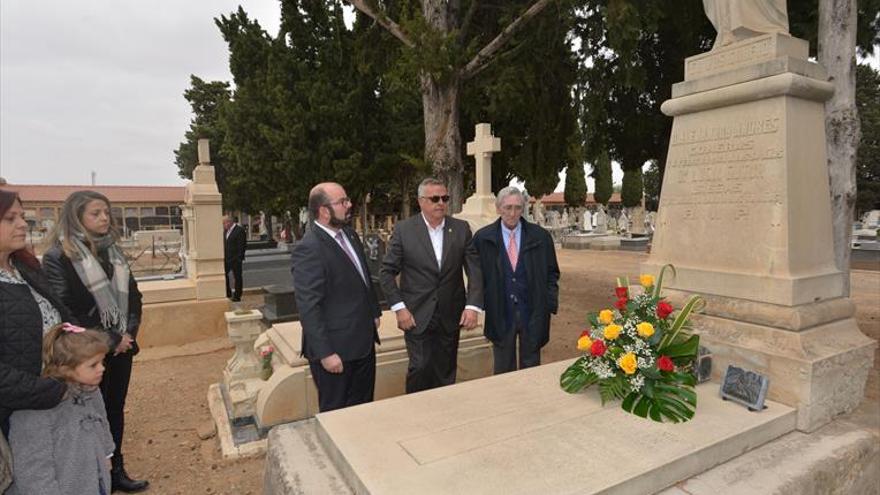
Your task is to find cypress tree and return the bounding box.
[621,167,643,208]
[592,151,613,206]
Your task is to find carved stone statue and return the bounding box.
[703,0,788,49]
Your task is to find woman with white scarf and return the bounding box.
[43,190,149,493]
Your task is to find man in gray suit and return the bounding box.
[292,182,381,412]
[380,178,483,394]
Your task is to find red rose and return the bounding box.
[590,339,607,357]
[656,301,674,319]
[614,286,628,299]
[657,355,675,372]
[580,329,590,338]
[614,298,628,311]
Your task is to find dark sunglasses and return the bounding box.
[422,195,450,204]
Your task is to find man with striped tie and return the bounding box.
[291,182,382,412]
[469,186,560,374]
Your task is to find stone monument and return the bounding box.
[630,206,648,236]
[642,3,874,432]
[594,205,608,234]
[582,210,593,231]
[457,123,501,231]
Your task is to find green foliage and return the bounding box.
[461,1,581,198]
[857,63,880,214]
[620,166,643,208]
[591,150,613,206]
[621,372,697,423]
[560,356,598,393]
[643,160,661,211]
[564,163,587,207]
[174,76,233,201]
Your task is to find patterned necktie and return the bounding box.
[507,230,518,270]
[335,231,366,284]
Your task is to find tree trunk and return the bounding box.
[819,0,860,296]
[421,74,465,212]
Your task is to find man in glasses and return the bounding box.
[468,186,559,374]
[380,177,483,393]
[291,182,382,412]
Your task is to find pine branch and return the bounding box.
[348,0,415,48]
[460,0,554,81]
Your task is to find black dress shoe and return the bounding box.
[111,470,149,493]
[111,456,149,493]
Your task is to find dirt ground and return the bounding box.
[124,249,880,494]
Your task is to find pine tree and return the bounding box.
[564,164,587,208]
[620,167,643,208]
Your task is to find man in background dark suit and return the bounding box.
[469,186,559,374]
[380,177,483,394]
[223,215,247,301]
[292,182,381,412]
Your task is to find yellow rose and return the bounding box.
[618,352,638,375]
[603,324,622,340]
[577,335,592,351]
[640,274,655,288]
[598,310,614,325]
[637,322,655,338]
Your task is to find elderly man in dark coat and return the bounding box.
[469,186,560,374]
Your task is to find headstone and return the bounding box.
[630,206,648,236]
[560,209,569,228]
[533,200,546,226]
[642,5,874,431]
[261,285,298,325]
[594,205,607,234]
[582,210,593,231]
[861,210,880,229]
[181,139,227,299]
[646,211,657,233]
[457,123,501,231]
[618,209,630,234]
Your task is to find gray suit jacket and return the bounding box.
[380,214,482,334]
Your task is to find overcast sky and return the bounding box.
[1,0,282,186]
[3,2,875,192]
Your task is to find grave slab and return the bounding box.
[266,359,797,495]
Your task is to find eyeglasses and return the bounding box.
[421,195,450,204]
[325,197,351,207]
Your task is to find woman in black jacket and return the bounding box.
[42,190,149,493]
[0,190,67,440]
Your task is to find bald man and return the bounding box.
[291,183,382,412]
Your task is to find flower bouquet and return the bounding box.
[560,265,705,423]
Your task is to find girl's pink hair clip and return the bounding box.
[61,322,86,334]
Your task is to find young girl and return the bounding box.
[7,323,114,495]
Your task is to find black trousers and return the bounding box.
[404,310,459,394]
[492,308,541,374]
[308,349,376,413]
[100,350,134,459]
[224,260,243,300]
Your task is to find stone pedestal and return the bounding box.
[642,33,875,432]
[181,139,227,300]
[223,310,265,420]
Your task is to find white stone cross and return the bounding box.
[466,123,501,197]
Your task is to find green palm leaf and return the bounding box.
[560,357,597,393]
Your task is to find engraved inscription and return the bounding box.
[686,37,774,79]
[662,114,784,222]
